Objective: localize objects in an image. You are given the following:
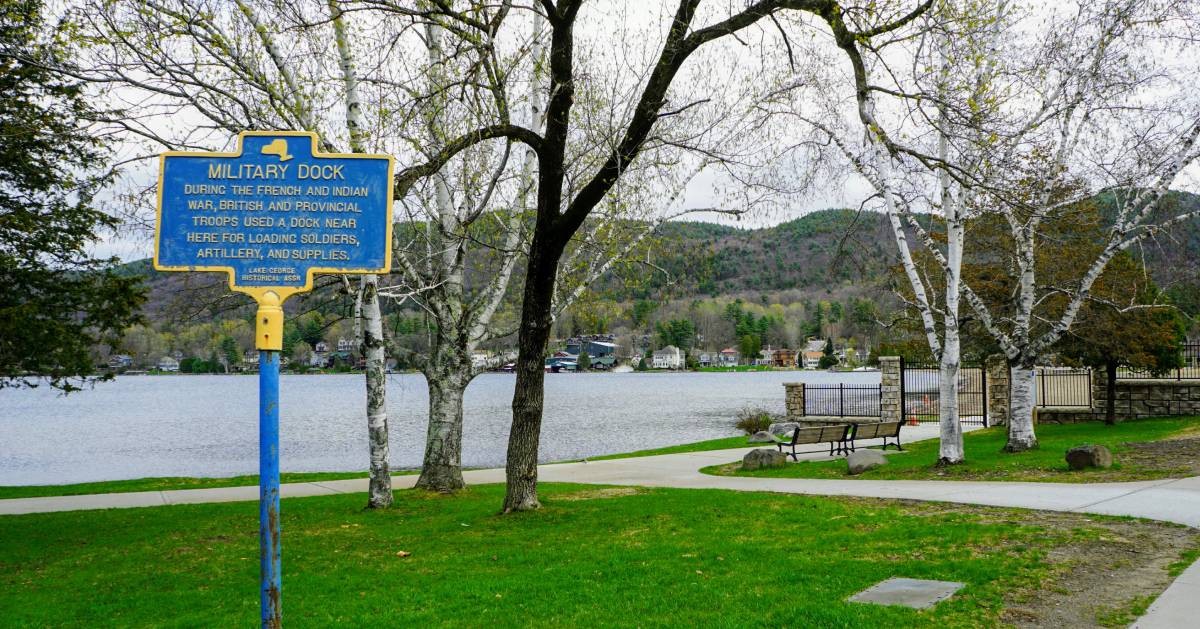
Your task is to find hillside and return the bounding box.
[645,209,898,298]
[117,200,1200,325]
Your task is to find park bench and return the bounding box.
[848,421,904,452]
[774,425,852,460]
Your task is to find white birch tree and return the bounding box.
[794,0,1200,452]
[69,0,442,506]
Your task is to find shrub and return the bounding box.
[734,406,779,435]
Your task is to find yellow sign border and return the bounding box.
[152,130,395,306]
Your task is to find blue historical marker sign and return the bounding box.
[155,131,393,292]
[153,131,393,629]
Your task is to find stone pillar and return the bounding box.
[986,354,1010,427]
[1091,366,1109,415]
[879,357,902,424]
[783,383,805,420]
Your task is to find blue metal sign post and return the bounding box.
[153,132,393,628]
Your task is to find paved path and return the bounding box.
[2,424,1197,626]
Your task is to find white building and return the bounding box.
[651,345,684,370]
[802,339,827,369]
[156,356,180,372]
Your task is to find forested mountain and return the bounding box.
[119,197,1200,324]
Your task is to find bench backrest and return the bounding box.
[853,421,902,440]
[788,424,850,445]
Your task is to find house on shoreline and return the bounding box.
[651,345,684,370]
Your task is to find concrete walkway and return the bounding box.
[2,424,1197,626]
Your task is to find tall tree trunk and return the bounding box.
[938,336,965,463]
[937,55,965,463]
[1005,361,1038,452]
[360,276,392,508]
[415,337,470,492]
[329,3,390,508]
[503,245,557,513]
[1105,360,1118,425]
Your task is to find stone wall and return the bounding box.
[783,382,805,420]
[1036,366,1200,422]
[986,354,1010,427]
[1033,407,1101,424]
[880,356,902,424]
[1095,378,1200,418]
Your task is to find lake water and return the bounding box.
[0,371,879,485]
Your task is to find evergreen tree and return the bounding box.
[739,334,761,364]
[1057,253,1186,424]
[220,337,239,372]
[0,0,144,391]
[818,338,838,369]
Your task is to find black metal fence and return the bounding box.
[900,360,988,425]
[1035,368,1092,407]
[804,384,882,417]
[1117,343,1200,380]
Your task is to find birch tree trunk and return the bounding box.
[937,123,964,464]
[330,2,391,507]
[360,276,393,507]
[1006,360,1038,451]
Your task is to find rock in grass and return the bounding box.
[1066,444,1113,470]
[847,449,887,475]
[768,422,800,439]
[748,431,775,443]
[742,448,786,471]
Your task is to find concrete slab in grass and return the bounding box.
[848,577,965,609]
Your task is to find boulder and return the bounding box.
[847,449,888,475]
[768,422,801,439]
[1066,444,1113,470]
[741,448,787,471]
[748,431,775,443]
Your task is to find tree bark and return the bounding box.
[938,340,965,464]
[361,276,392,508]
[936,54,965,464]
[415,338,470,493]
[503,242,558,513]
[1005,361,1039,452]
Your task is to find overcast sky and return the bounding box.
[82,0,1198,262]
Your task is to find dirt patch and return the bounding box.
[552,487,645,502]
[1117,437,1200,477]
[897,501,1200,628]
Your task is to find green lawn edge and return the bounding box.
[0,471,412,500]
[1,437,756,500]
[703,415,1200,483]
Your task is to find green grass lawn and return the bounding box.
[585,435,751,461]
[1,439,756,500]
[1,482,1185,628]
[706,416,1200,482]
[0,472,378,500]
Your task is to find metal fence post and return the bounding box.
[259,350,281,629]
[982,368,988,427]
